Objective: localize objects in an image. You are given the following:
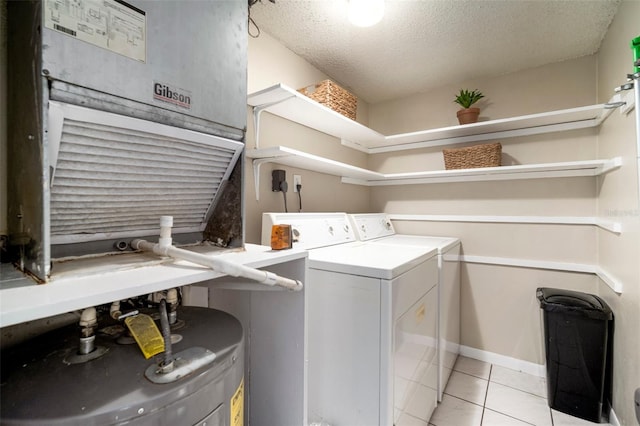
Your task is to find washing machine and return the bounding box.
[348,213,461,403]
[262,213,439,426]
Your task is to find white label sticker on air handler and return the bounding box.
[44,0,146,62]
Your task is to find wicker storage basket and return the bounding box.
[298,80,357,120]
[443,142,502,170]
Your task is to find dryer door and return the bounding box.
[393,288,438,426]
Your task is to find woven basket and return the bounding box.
[298,80,357,120]
[443,142,502,170]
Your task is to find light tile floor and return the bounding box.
[428,356,609,426]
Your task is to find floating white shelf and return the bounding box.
[373,104,612,153]
[248,84,617,153]
[246,146,621,197]
[247,146,381,183]
[387,214,622,234]
[351,157,622,186]
[248,83,385,149]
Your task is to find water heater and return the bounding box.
[1,306,245,425]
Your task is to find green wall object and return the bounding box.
[631,36,640,72]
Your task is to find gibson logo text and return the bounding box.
[153,82,192,109]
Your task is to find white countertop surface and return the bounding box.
[0,244,307,327]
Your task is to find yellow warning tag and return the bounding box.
[230,377,244,426]
[415,303,426,324]
[124,314,165,359]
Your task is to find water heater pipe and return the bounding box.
[78,307,97,355]
[158,299,174,373]
[166,288,179,324]
[131,217,303,291]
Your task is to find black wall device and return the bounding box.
[272,169,286,192]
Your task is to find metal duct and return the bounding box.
[48,102,244,245]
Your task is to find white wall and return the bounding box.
[244,32,371,244]
[368,55,598,136]
[595,1,640,424]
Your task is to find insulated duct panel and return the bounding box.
[48,102,244,245]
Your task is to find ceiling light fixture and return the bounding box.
[348,0,384,28]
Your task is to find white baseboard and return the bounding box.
[460,345,546,378]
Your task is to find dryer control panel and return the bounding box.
[349,213,396,241]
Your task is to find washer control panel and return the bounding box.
[348,214,395,241]
[262,213,355,249]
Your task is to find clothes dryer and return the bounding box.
[262,213,439,426]
[349,213,461,402]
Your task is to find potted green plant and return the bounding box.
[454,89,484,124]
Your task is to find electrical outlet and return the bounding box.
[293,175,302,192]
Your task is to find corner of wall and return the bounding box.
[594,1,640,424]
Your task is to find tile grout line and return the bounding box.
[485,363,539,426]
[493,382,547,400]
[490,366,549,400]
[479,364,493,425]
[443,369,492,408]
[485,363,493,405]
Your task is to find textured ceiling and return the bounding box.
[249,0,621,103]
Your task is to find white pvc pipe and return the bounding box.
[109,301,121,320]
[166,288,178,305]
[131,239,303,291]
[79,307,97,328]
[159,215,173,248]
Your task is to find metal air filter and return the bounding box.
[48,102,244,245]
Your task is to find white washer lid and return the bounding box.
[307,241,437,280]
